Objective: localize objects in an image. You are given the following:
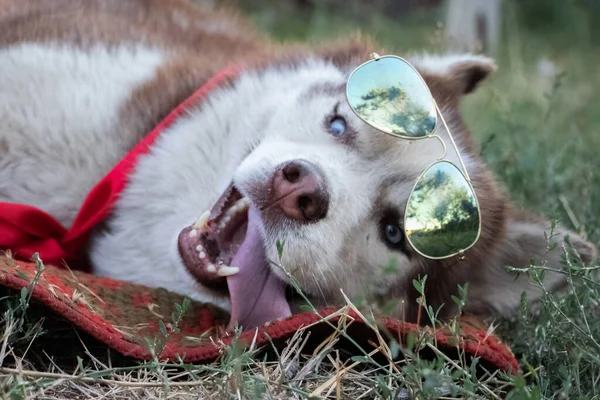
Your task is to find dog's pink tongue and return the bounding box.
[226,206,291,331]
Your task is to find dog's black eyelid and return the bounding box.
[329,114,346,124]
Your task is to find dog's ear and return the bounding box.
[409,53,497,95]
[464,212,597,316]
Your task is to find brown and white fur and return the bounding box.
[0,0,595,326]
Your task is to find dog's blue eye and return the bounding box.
[329,117,346,136]
[385,224,403,244]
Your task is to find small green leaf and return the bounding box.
[20,287,28,302]
[377,375,392,397]
[76,356,84,374]
[87,370,114,378]
[16,271,29,281]
[276,240,285,260]
[451,368,464,380]
[299,304,316,312]
[182,297,191,313]
[389,340,400,359]
[350,356,371,363]
[469,357,480,382]
[159,320,167,336]
[412,279,423,295]
[37,378,57,387]
[458,283,468,298]
[406,331,415,351]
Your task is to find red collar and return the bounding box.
[0,65,241,270]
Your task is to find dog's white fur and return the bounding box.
[0,1,595,322]
[0,44,166,225]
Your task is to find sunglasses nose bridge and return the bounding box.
[429,134,448,161]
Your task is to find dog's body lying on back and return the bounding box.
[0,0,595,328]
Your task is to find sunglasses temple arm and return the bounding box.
[433,101,472,182]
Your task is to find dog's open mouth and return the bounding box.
[178,183,291,330]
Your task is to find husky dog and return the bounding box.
[0,0,595,329]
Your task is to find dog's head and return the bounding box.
[178,42,597,328]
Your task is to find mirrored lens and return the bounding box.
[347,56,436,138]
[405,161,480,258]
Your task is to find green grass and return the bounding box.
[2,0,600,398]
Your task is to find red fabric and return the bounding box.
[0,259,520,374]
[0,65,241,270]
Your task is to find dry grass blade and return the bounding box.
[0,367,215,388]
[308,347,381,397]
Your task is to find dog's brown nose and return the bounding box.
[271,160,329,222]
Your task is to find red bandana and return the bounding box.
[0,66,241,271]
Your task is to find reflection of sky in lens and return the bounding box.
[347,57,436,137]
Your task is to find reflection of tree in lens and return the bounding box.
[406,164,479,257]
[354,85,435,137]
[390,108,435,138]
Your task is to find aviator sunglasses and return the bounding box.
[346,53,481,260]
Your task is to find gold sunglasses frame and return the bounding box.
[346,53,482,260]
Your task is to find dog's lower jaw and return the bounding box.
[170,232,232,310]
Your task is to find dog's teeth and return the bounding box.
[226,205,238,216]
[207,264,217,273]
[196,244,203,251]
[194,210,210,229]
[189,229,197,238]
[217,265,239,277]
[218,216,231,230]
[199,252,206,259]
[235,197,251,209]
